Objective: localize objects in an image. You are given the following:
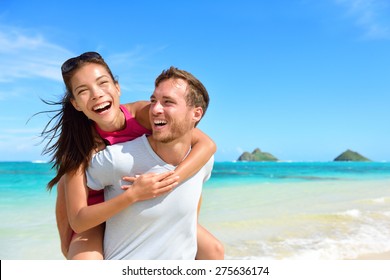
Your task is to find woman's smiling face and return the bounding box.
[70,63,124,132]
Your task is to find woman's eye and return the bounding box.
[77,89,87,95]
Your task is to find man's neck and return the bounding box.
[147,136,192,166]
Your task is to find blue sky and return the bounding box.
[1,0,389,162]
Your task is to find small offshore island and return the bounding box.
[237,148,278,162]
[333,149,371,162]
[237,148,371,162]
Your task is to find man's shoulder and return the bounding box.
[189,155,214,183]
[204,155,214,168]
[107,135,146,150]
[204,155,214,173]
[92,136,146,164]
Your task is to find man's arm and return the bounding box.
[56,177,72,258]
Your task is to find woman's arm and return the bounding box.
[124,101,151,130]
[65,166,178,233]
[175,128,216,183]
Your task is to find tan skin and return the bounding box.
[58,63,224,259]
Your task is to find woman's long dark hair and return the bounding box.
[39,96,95,190]
[39,53,116,190]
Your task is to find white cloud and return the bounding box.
[0,25,73,82]
[334,0,390,39]
[1,128,41,134]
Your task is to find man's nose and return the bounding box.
[151,101,163,114]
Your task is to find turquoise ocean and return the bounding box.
[1,161,390,260]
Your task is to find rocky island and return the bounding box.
[334,149,371,162]
[237,148,278,162]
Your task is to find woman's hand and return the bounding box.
[121,171,179,202]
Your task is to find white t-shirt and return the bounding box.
[86,135,214,260]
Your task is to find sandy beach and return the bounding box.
[200,173,390,260]
[354,251,390,260]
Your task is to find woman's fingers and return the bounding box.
[156,176,179,188]
[122,176,137,183]
[154,182,179,197]
[152,170,176,182]
[121,171,179,193]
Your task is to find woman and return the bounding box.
[41,51,224,260]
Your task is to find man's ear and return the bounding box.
[70,98,82,111]
[193,107,203,123]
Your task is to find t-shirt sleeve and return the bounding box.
[86,148,115,190]
[203,155,215,182]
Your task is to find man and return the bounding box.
[86,66,214,259]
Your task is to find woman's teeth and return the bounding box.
[93,102,111,112]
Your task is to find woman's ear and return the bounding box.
[116,83,121,96]
[70,98,82,111]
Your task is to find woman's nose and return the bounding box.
[90,87,103,99]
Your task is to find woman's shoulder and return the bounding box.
[122,101,151,130]
[122,101,150,116]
